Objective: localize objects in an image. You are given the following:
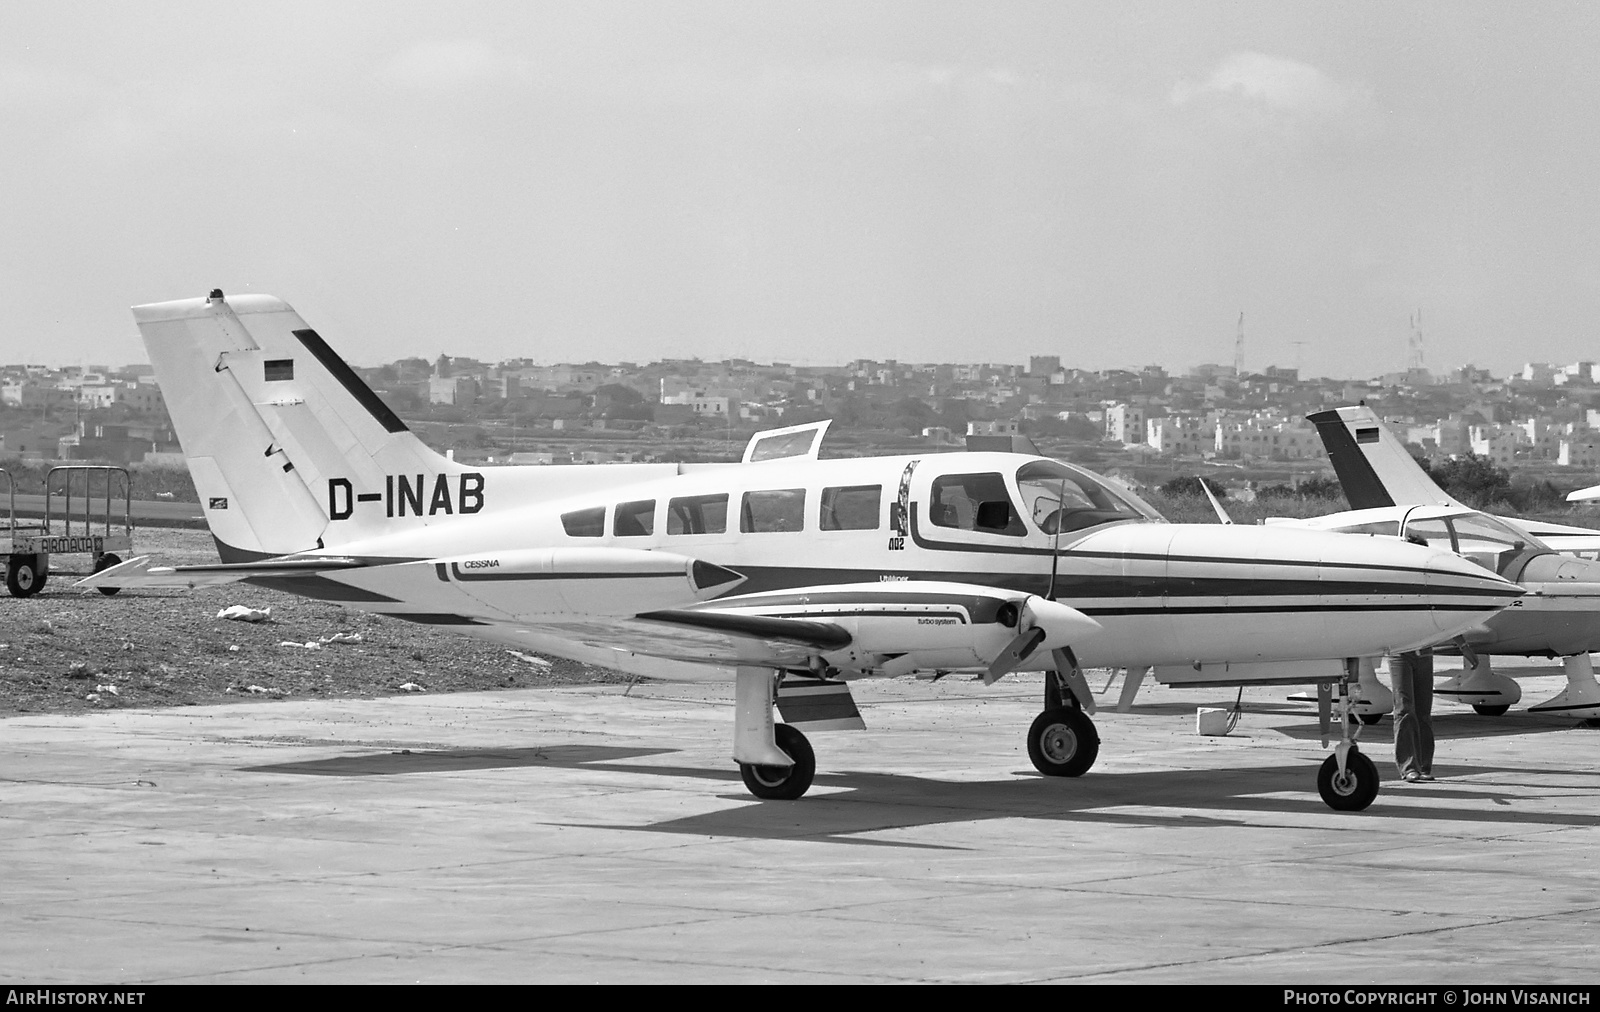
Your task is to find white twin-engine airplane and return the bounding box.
[85,291,1525,811]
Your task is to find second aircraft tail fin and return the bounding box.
[1306,406,1466,510]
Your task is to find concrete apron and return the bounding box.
[2,670,1598,984]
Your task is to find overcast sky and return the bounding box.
[3,1,1598,378]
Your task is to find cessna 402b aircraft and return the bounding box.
[81,292,1524,811]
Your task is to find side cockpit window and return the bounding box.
[668,494,729,535]
[561,506,605,537]
[820,485,881,531]
[929,472,1025,536]
[1014,460,1156,534]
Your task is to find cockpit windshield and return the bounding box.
[1015,460,1164,534]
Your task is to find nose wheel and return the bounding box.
[1316,664,1381,811]
[1318,748,1379,811]
[1026,706,1100,777]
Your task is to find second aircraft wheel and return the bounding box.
[739,723,816,800]
[1317,749,1380,812]
[1472,703,1510,716]
[1027,706,1100,778]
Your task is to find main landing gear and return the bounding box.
[733,667,817,800]
[729,651,1106,800]
[739,723,816,800]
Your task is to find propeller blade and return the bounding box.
[986,626,1047,684]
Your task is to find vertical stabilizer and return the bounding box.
[1306,406,1466,510]
[134,291,455,559]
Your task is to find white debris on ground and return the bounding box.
[319,632,363,645]
[224,684,285,696]
[217,605,272,623]
[85,693,100,702]
[278,641,323,650]
[507,650,552,667]
[95,684,119,696]
[397,682,425,692]
[66,661,91,679]
[155,491,175,499]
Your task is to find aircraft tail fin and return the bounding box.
[133,290,456,560]
[1305,406,1466,510]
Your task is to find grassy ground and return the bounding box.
[0,528,622,716]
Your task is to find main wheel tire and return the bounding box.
[738,723,816,800]
[1317,749,1380,812]
[1027,706,1100,778]
[92,553,122,596]
[6,554,42,598]
[1358,712,1384,725]
[1472,703,1510,716]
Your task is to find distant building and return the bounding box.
[1103,403,1145,446]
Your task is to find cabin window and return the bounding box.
[741,489,805,533]
[614,499,655,537]
[667,493,728,535]
[820,484,881,531]
[561,506,605,538]
[929,473,1024,536]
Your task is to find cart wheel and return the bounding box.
[7,554,44,598]
[92,553,122,596]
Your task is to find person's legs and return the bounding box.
[1413,652,1435,778]
[1390,653,1421,779]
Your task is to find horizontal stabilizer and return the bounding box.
[75,554,365,590]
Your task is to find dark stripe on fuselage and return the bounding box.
[1080,603,1497,617]
[708,564,1513,605]
[1306,409,1395,510]
[448,563,683,583]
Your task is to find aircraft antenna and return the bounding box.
[1047,479,1065,599]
